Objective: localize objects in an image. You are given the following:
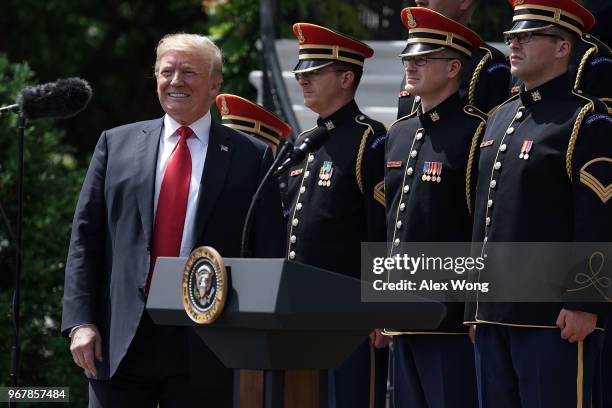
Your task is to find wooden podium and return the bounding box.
[146,256,445,408]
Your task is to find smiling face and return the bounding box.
[156,50,221,125]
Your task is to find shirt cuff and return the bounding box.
[68,324,95,338]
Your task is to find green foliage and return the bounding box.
[0,0,212,154]
[279,0,367,39]
[0,55,88,406]
[206,0,261,107]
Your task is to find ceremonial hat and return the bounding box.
[216,94,291,146]
[291,23,374,73]
[504,0,595,36]
[399,7,482,59]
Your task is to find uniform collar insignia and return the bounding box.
[520,74,571,108]
[418,92,461,128]
[316,99,360,129]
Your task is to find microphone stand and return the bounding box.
[10,113,25,405]
[240,142,293,258]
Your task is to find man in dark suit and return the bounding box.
[61,33,285,407]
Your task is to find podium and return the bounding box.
[147,256,445,407]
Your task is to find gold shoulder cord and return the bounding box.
[574,33,600,91]
[566,96,594,180]
[465,121,486,214]
[574,46,597,91]
[462,106,487,215]
[468,47,493,106]
[355,115,374,194]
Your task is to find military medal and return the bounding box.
[422,162,443,182]
[519,140,533,160]
[422,162,430,181]
[318,161,333,187]
[433,162,442,182]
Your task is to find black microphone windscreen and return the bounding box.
[17,78,92,120]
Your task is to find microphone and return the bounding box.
[0,77,92,120]
[274,126,330,176]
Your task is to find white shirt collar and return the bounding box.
[163,112,212,143]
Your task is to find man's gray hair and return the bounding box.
[154,33,223,78]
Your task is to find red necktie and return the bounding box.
[147,126,193,293]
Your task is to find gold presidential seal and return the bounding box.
[182,246,228,324]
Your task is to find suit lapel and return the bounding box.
[135,118,163,246]
[192,121,234,244]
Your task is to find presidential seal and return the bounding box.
[182,246,228,324]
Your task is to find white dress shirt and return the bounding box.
[154,113,211,257]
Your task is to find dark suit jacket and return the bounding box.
[61,117,285,380]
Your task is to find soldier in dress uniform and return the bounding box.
[216,93,291,156]
[397,0,511,118]
[464,0,612,405]
[508,0,612,112]
[383,7,485,408]
[286,22,389,408]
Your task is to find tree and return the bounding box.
[0,54,89,406]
